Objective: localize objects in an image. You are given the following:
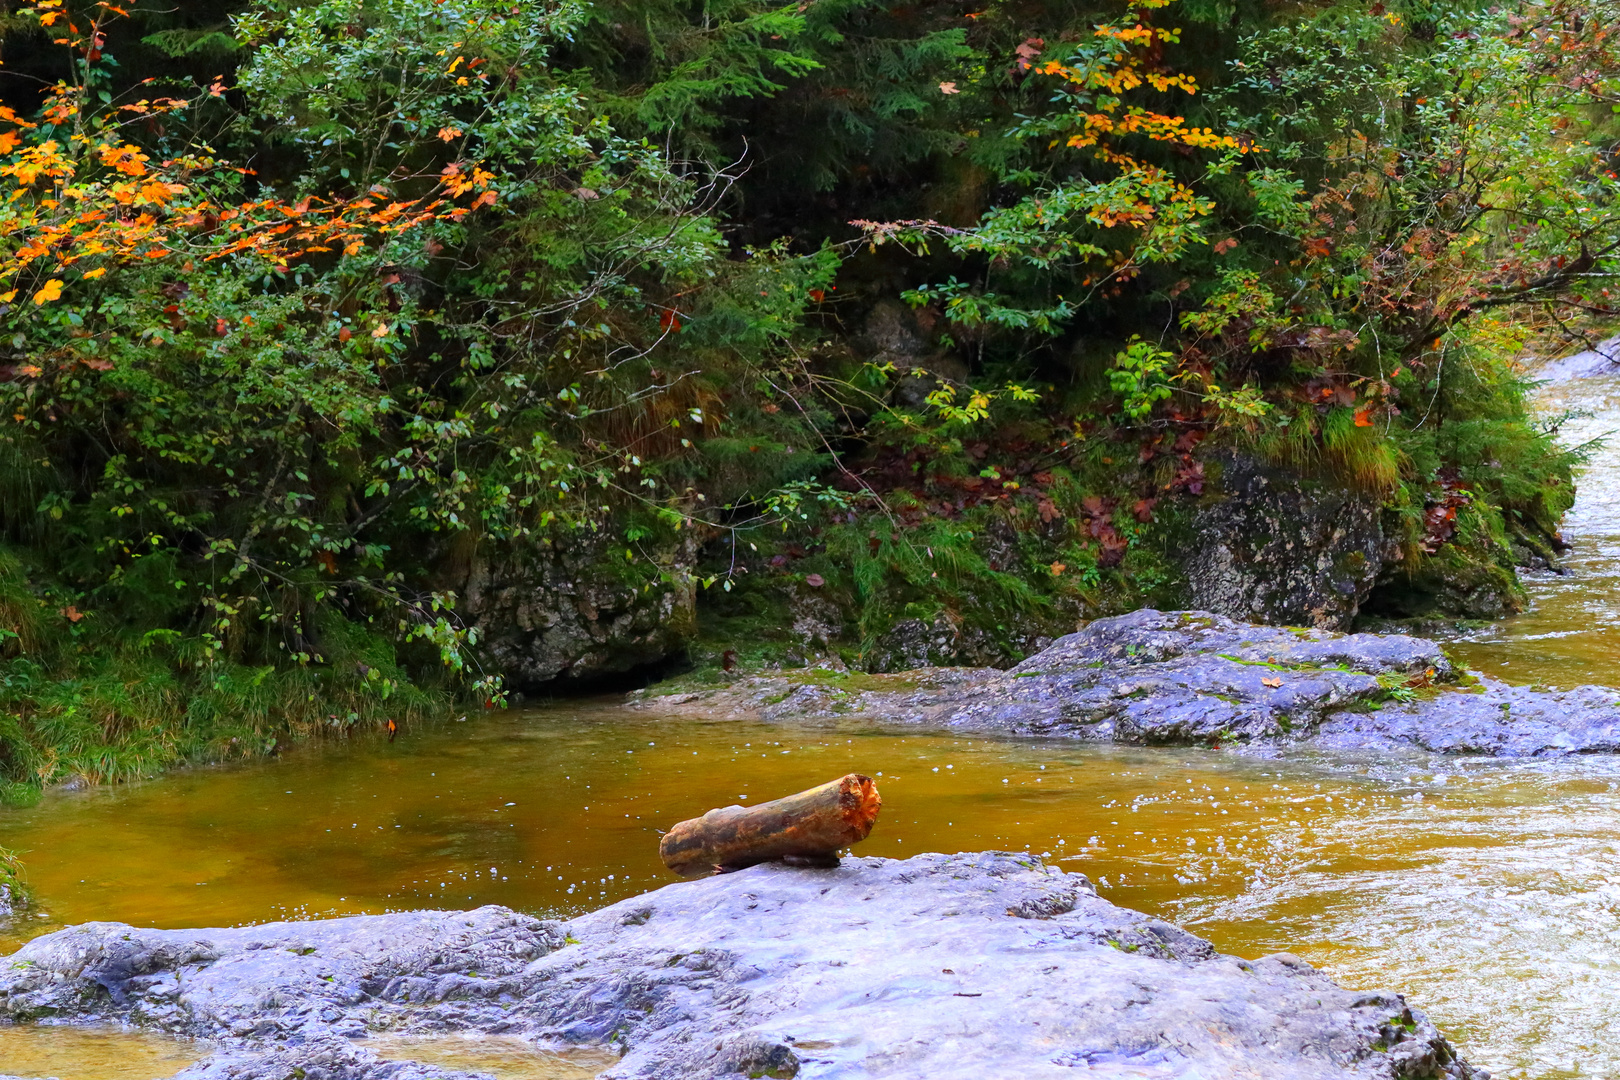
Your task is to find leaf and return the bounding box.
[939,81,960,94]
[437,126,463,141]
[60,605,84,623]
[32,279,64,305]
[1261,676,1282,688]
[1354,409,1373,427]
[372,322,390,338]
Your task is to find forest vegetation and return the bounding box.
[0,0,1616,800]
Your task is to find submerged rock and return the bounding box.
[0,852,1476,1079]
[634,608,1620,756]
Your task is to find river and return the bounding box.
[6,370,1620,1080]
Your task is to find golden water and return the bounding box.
[1443,373,1620,686]
[0,1025,200,1079]
[7,373,1620,1080]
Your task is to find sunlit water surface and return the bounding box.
[10,371,1620,1080]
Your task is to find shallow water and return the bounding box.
[10,372,1620,1080]
[1442,372,1620,688]
[0,1025,201,1079]
[367,1035,615,1078]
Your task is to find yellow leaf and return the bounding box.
[82,267,106,279]
[0,291,15,302]
[32,278,63,305]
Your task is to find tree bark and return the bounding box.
[659,773,882,877]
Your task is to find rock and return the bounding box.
[635,608,1620,756]
[441,525,697,688]
[1532,337,1620,382]
[1315,677,1620,756]
[1184,454,1392,631]
[643,609,1450,744]
[856,299,969,411]
[0,852,1478,1079]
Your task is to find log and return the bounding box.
[659,773,882,877]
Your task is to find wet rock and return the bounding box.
[441,525,697,687]
[1532,337,1620,382]
[643,609,1450,744]
[1184,454,1393,631]
[636,608,1620,757]
[0,852,1477,1079]
[1315,677,1620,756]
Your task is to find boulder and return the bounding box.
[1184,454,1392,631]
[0,852,1478,1079]
[442,526,697,688]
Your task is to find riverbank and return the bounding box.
[0,851,1479,1080]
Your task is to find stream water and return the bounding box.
[6,370,1620,1080]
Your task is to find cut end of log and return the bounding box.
[659,772,883,878]
[840,772,882,836]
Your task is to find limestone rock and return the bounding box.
[634,608,1620,757]
[442,526,697,687]
[0,852,1478,1079]
[1184,454,1393,631]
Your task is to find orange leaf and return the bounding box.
[32,279,64,305]
[60,604,84,623]
[437,126,463,141]
[1261,676,1282,688]
[1354,409,1373,427]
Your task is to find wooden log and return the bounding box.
[659,773,882,877]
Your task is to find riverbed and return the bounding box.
[7,371,1620,1080]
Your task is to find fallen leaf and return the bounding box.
[1354,408,1374,427]
[61,605,84,623]
[805,573,825,587]
[939,81,960,94]
[1261,676,1282,688]
[1049,562,1066,576]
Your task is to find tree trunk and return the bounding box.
[659,773,882,877]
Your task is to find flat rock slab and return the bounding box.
[0,852,1477,1079]
[635,609,1620,756]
